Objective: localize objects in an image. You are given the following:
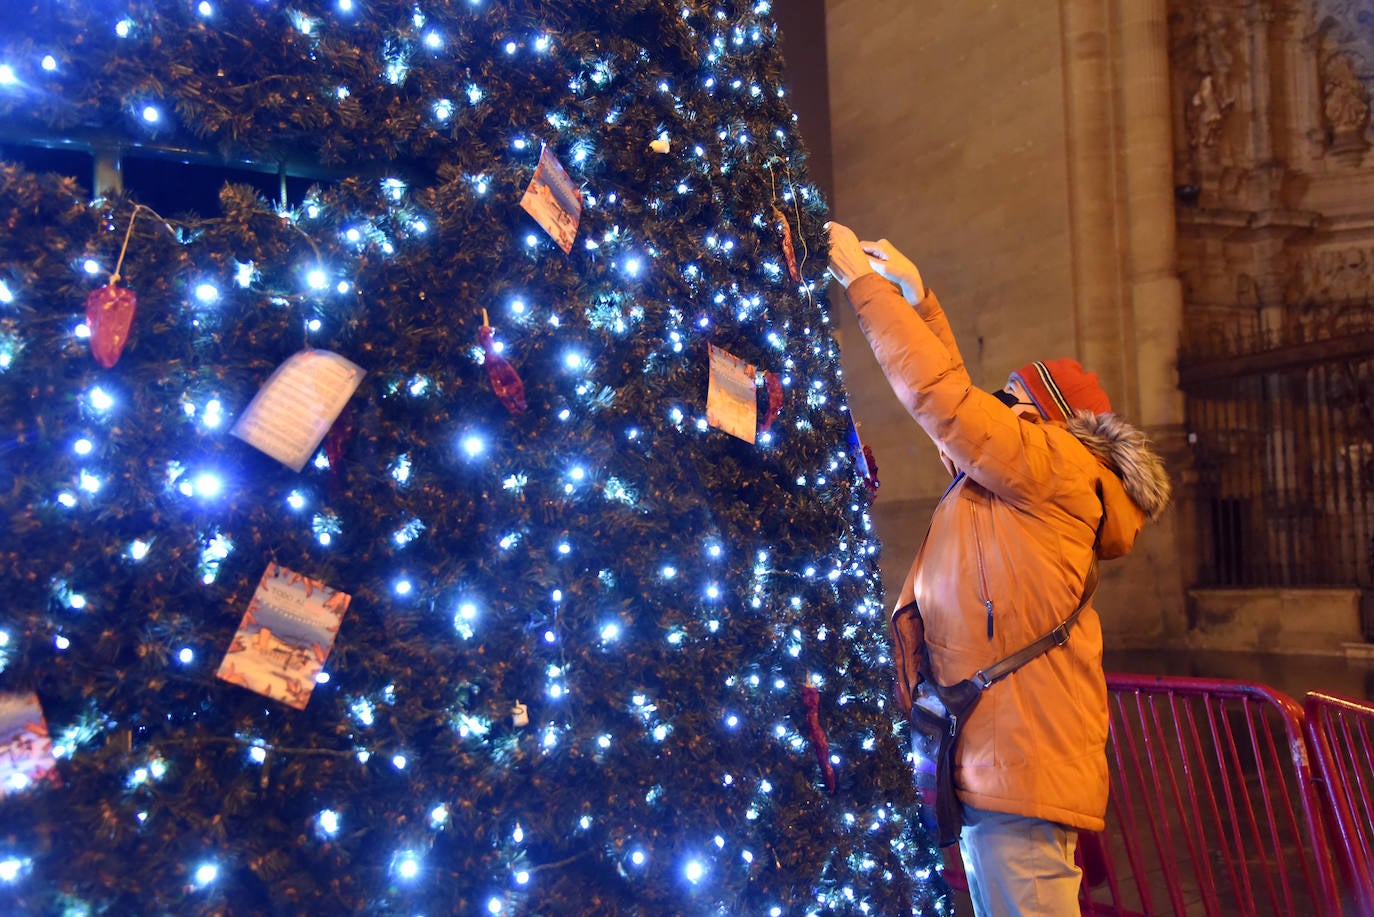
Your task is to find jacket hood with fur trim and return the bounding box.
[1067,411,1172,522]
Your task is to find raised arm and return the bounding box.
[827,222,967,386]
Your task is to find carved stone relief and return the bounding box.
[1315,0,1374,162]
[1171,2,1242,159]
[1287,244,1374,302]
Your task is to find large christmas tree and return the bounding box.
[0,1,944,913]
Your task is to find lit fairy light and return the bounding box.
[141,104,161,123]
[395,852,421,879]
[433,98,454,121]
[0,280,13,303]
[178,647,193,664]
[317,809,340,837]
[201,399,224,428]
[193,282,219,304]
[88,387,115,412]
[684,859,706,884]
[177,472,223,499]
[193,863,218,886]
[0,857,27,883]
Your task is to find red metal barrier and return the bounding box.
[1082,674,1342,916]
[935,674,1353,915]
[1304,692,1374,917]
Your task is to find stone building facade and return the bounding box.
[824,0,1372,656]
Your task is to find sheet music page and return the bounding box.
[231,350,365,472]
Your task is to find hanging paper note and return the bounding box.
[216,563,352,710]
[520,143,583,254]
[0,692,58,797]
[707,344,758,444]
[231,350,365,472]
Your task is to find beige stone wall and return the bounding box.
[824,0,1190,645]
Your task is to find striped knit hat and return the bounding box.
[1008,358,1112,422]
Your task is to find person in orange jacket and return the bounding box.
[827,221,1172,915]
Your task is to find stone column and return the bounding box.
[1118,0,1185,430]
[1059,0,1124,404]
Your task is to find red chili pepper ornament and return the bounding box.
[85,282,139,368]
[479,311,526,415]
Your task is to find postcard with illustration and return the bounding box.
[520,143,583,254]
[0,691,58,796]
[217,563,352,710]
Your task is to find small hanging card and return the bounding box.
[707,344,758,444]
[231,350,365,472]
[0,691,58,796]
[217,563,351,710]
[520,143,583,254]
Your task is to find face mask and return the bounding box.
[992,390,1021,408]
[994,389,1041,416]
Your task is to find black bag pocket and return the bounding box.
[891,598,984,847]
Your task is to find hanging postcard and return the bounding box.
[0,691,58,797]
[217,563,352,710]
[706,343,758,444]
[520,143,583,254]
[231,349,365,472]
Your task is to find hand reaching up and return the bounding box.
[825,221,876,289]
[860,238,925,305]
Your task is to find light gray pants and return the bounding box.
[958,805,1082,916]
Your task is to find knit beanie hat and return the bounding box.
[1008,358,1112,422]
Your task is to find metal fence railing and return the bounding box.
[1304,691,1374,917]
[939,673,1374,916]
[1082,674,1342,916]
[1179,300,1374,636]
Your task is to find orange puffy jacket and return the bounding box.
[847,274,1171,830]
